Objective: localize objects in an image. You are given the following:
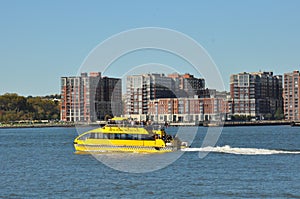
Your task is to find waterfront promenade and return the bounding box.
[0,120,298,129]
[0,122,75,128]
[170,120,292,127]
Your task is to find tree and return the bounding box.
[0,93,27,112]
[0,93,60,123]
[232,115,249,121]
[274,108,284,120]
[265,113,273,120]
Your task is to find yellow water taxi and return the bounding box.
[73,117,188,153]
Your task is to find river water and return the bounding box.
[1,126,299,198]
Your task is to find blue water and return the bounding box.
[1,126,300,198]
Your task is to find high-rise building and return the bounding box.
[283,70,300,121]
[60,72,122,122]
[95,76,122,120]
[126,73,176,115]
[230,71,283,119]
[61,73,97,122]
[125,73,208,120]
[168,73,206,97]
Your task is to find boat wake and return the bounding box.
[181,145,300,155]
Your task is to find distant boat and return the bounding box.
[73,117,188,153]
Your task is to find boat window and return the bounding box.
[106,134,115,139]
[120,134,126,140]
[79,132,155,141]
[142,135,155,140]
[137,134,143,140]
[140,134,145,140]
[132,134,139,140]
[78,133,90,140]
[95,133,103,139]
[126,134,133,140]
[108,134,115,139]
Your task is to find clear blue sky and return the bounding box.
[1,0,300,96]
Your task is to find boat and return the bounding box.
[73,117,188,153]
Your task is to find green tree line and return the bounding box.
[0,93,60,123]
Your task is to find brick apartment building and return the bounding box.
[167,73,206,97]
[60,72,121,122]
[230,71,283,119]
[283,70,300,121]
[125,73,208,117]
[147,97,232,122]
[125,73,176,115]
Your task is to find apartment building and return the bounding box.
[148,97,232,122]
[125,73,208,114]
[230,71,283,119]
[125,73,176,115]
[60,72,121,122]
[283,70,300,120]
[167,73,205,97]
[95,76,122,120]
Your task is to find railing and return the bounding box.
[104,123,164,131]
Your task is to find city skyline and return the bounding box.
[1,1,300,96]
[0,69,292,96]
[60,70,289,122]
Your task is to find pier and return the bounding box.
[290,121,300,126]
[169,120,292,127]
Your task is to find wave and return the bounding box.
[181,145,300,155]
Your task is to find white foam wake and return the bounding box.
[181,145,300,155]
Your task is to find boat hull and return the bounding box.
[74,144,177,153]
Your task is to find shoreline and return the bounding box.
[0,123,75,129]
[0,120,298,129]
[170,120,296,127]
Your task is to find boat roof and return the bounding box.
[89,126,151,135]
[110,117,128,121]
